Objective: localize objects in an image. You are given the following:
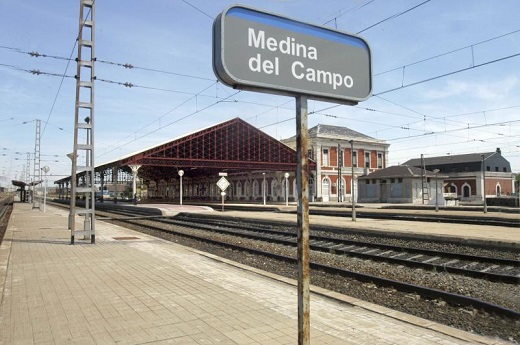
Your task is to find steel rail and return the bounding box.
[103,216,520,320]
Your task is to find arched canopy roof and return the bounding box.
[56,117,313,183]
[122,117,298,169]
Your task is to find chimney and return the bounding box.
[496,147,501,155]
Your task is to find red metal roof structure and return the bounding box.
[122,117,297,169]
[53,117,310,184]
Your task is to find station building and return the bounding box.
[402,149,515,204]
[55,118,389,204]
[282,124,389,202]
[357,165,448,205]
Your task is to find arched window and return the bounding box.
[236,181,242,197]
[271,179,278,197]
[496,184,501,196]
[252,180,259,197]
[462,184,471,198]
[244,181,251,197]
[449,183,457,194]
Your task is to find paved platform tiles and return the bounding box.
[0,203,511,344]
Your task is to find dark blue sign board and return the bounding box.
[213,6,372,104]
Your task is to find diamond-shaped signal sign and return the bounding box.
[217,177,230,191]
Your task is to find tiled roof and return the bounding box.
[403,152,495,166]
[360,165,435,179]
[283,124,386,145]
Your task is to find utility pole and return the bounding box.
[482,154,487,213]
[350,140,356,221]
[70,0,96,244]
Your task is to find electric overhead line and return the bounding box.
[374,29,520,77]
[180,0,214,20]
[374,52,520,96]
[385,119,520,143]
[3,17,517,162]
[98,89,241,159]
[322,0,377,27]
[98,81,219,156]
[0,45,216,82]
[95,58,215,81]
[357,0,431,34]
[40,0,96,138]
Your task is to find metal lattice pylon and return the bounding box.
[32,119,41,209]
[69,0,96,244]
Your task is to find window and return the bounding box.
[352,151,358,168]
[377,152,383,169]
[398,178,403,183]
[322,148,329,166]
[390,178,395,183]
[365,152,370,168]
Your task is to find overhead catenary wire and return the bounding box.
[322,0,377,27]
[5,25,515,143]
[374,28,520,76]
[1,3,517,170]
[356,0,431,34]
[3,49,517,163]
[40,0,96,138]
[374,52,520,96]
[97,89,242,159]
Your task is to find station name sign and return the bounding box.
[213,6,372,104]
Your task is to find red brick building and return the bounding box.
[283,124,389,202]
[403,149,515,203]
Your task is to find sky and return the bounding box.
[1,0,519,187]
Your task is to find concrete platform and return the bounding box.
[136,203,215,217]
[139,202,520,248]
[0,203,511,344]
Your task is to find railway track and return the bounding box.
[46,201,520,340]
[0,195,14,244]
[86,206,520,321]
[97,207,520,284]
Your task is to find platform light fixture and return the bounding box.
[284,172,289,206]
[42,166,50,213]
[263,172,266,205]
[481,155,487,213]
[178,170,184,206]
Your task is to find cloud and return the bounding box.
[423,76,519,101]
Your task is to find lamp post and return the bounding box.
[42,166,50,213]
[178,170,184,206]
[263,172,266,205]
[433,169,440,212]
[481,154,487,213]
[284,172,289,206]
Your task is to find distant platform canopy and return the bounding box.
[56,117,313,183]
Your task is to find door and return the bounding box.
[322,178,330,202]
